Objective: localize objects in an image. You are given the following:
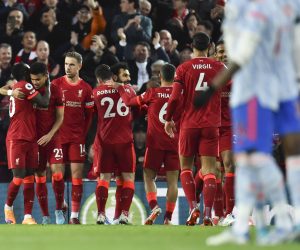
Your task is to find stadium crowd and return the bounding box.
[2,2,296,244]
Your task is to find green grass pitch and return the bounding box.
[0,225,299,250]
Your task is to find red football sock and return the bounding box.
[114,178,123,220]
[121,180,135,214]
[52,172,65,210]
[95,179,109,214]
[194,171,204,203]
[146,192,158,210]
[164,201,176,220]
[213,179,224,218]
[180,169,197,210]
[203,173,217,218]
[224,173,235,215]
[23,176,35,215]
[71,178,83,213]
[6,177,23,206]
[35,176,49,216]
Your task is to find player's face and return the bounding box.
[118,68,131,84]
[36,42,49,61]
[22,32,36,50]
[64,57,81,78]
[0,47,12,66]
[31,73,48,89]
[215,44,227,64]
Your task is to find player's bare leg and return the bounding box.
[213,162,224,225]
[35,169,49,224]
[96,172,112,224]
[221,150,236,226]
[164,170,179,225]
[4,168,26,224]
[119,172,135,224]
[22,168,37,224]
[180,156,200,225]
[144,168,161,225]
[69,162,83,224]
[51,163,65,224]
[201,156,217,226]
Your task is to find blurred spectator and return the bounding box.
[72,0,107,50]
[18,0,43,17]
[179,45,192,64]
[15,30,37,64]
[33,40,60,80]
[35,7,70,59]
[0,0,29,26]
[138,59,163,94]
[0,43,12,88]
[111,0,152,60]
[196,19,214,38]
[159,29,180,66]
[139,0,151,16]
[179,11,200,50]
[81,34,119,87]
[126,38,169,90]
[0,9,25,57]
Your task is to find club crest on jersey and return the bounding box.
[15,158,19,165]
[78,89,83,97]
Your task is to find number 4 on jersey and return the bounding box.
[195,73,208,91]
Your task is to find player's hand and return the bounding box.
[37,133,53,146]
[164,120,176,138]
[193,86,216,109]
[12,88,25,99]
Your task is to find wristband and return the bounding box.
[7,90,13,96]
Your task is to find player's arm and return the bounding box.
[84,90,94,136]
[37,106,64,146]
[0,81,25,99]
[31,83,50,108]
[164,82,182,138]
[117,85,144,106]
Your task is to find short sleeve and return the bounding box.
[85,85,94,109]
[174,64,185,84]
[52,84,63,107]
[139,88,153,105]
[21,82,38,100]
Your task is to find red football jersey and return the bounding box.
[173,57,224,129]
[93,84,135,144]
[35,83,64,138]
[6,81,38,141]
[221,82,232,127]
[52,76,94,144]
[137,87,180,151]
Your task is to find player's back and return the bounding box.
[7,81,38,142]
[94,84,134,144]
[175,57,223,129]
[141,87,180,151]
[52,76,93,143]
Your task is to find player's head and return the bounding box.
[95,64,113,83]
[64,51,82,79]
[11,62,30,82]
[30,62,49,89]
[160,63,176,85]
[192,32,210,53]
[111,62,131,84]
[215,40,227,64]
